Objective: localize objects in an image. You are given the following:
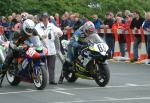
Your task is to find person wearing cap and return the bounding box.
[35,12,63,85]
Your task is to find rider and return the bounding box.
[58,21,96,84]
[67,21,96,62]
[0,19,35,75]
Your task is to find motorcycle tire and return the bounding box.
[33,65,47,90]
[63,61,78,83]
[95,64,110,87]
[65,72,78,83]
[6,70,21,86]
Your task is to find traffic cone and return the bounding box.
[139,28,147,61]
[129,29,134,60]
[112,28,121,61]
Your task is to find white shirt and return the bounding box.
[35,22,62,55]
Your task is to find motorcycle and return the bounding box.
[60,34,110,87]
[5,36,48,90]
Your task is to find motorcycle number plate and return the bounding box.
[26,48,36,57]
[97,43,107,52]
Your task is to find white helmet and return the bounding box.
[23,19,35,36]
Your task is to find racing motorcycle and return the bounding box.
[60,34,110,87]
[5,36,48,90]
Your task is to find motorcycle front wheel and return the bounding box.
[33,65,47,90]
[94,64,110,87]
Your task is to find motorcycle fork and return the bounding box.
[33,60,41,77]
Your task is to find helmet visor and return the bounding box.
[25,28,34,34]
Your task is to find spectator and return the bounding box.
[116,11,123,18]
[92,14,105,38]
[124,10,133,56]
[54,13,61,27]
[1,16,10,39]
[35,12,63,85]
[50,16,56,25]
[73,16,82,31]
[112,17,126,57]
[104,12,115,59]
[130,11,145,62]
[68,14,76,28]
[11,12,17,26]
[7,16,13,40]
[0,16,2,25]
[143,12,150,64]
[12,14,21,32]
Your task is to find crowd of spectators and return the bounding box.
[0,10,150,63]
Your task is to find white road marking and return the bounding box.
[1,83,150,95]
[52,90,75,96]
[126,83,138,86]
[0,89,37,95]
[53,87,67,91]
[53,97,150,103]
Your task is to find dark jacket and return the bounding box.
[104,18,114,28]
[130,17,145,38]
[130,17,145,29]
[73,19,82,31]
[93,19,103,29]
[143,20,150,31]
[104,18,114,37]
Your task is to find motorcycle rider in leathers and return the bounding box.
[58,21,96,84]
[0,19,35,77]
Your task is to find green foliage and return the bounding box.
[0,0,150,18]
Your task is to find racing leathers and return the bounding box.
[0,30,31,74]
[67,26,93,62]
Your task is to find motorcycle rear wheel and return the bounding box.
[6,70,21,86]
[65,72,78,83]
[63,61,78,83]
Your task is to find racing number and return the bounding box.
[98,43,106,52]
[26,48,35,57]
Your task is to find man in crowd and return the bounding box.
[104,12,115,59]
[92,14,104,38]
[130,11,145,62]
[35,12,63,85]
[143,12,150,64]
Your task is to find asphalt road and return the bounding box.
[0,59,150,103]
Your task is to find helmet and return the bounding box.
[23,19,35,36]
[84,21,95,35]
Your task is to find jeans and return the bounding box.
[105,35,115,58]
[67,37,80,62]
[119,43,126,57]
[133,36,141,60]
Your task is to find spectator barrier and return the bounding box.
[97,28,149,63]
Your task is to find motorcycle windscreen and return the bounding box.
[85,33,105,43]
[27,36,43,48]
